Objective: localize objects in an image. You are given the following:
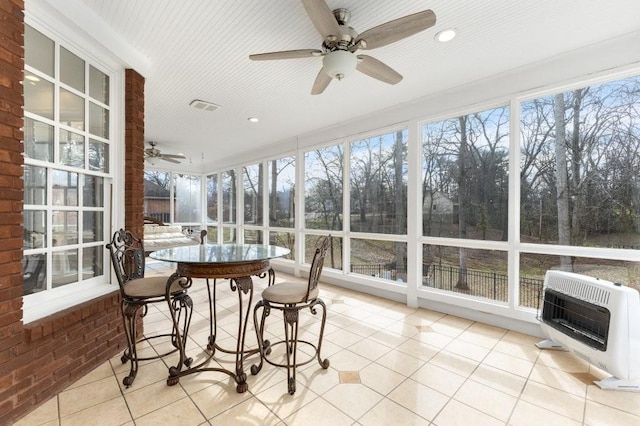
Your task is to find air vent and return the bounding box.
[189,99,220,112]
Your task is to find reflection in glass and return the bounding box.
[60,47,85,92]
[244,229,263,244]
[52,170,78,206]
[205,225,218,243]
[350,130,407,234]
[25,25,54,76]
[143,171,171,224]
[60,129,85,168]
[89,139,109,172]
[269,231,295,261]
[207,174,218,223]
[52,249,78,288]
[351,239,405,282]
[89,65,109,105]
[83,175,104,207]
[24,71,54,119]
[222,227,236,243]
[24,118,53,161]
[83,246,104,280]
[60,88,84,130]
[23,211,47,249]
[23,165,47,205]
[243,163,263,225]
[222,170,236,224]
[89,102,109,138]
[52,211,78,246]
[422,245,508,302]
[23,254,46,295]
[269,156,295,227]
[83,211,102,243]
[174,174,202,223]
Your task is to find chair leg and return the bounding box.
[313,298,330,369]
[121,301,143,387]
[167,292,194,383]
[283,307,299,395]
[251,300,269,376]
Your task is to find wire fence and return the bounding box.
[350,263,544,307]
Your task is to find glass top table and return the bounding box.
[148,243,290,393]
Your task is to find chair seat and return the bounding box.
[262,281,319,304]
[124,276,187,299]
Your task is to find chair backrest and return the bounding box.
[305,235,331,301]
[106,229,145,296]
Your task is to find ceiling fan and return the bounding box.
[144,141,186,165]
[249,0,436,95]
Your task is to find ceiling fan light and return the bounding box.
[147,157,157,166]
[323,50,357,80]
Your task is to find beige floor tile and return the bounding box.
[59,396,131,426]
[411,329,454,349]
[444,338,491,362]
[453,379,517,422]
[327,348,372,371]
[482,349,535,378]
[58,376,122,417]
[501,330,541,347]
[469,364,526,397]
[433,399,504,426]
[358,397,430,426]
[13,396,59,426]
[134,396,206,426]
[348,337,393,361]
[296,365,341,395]
[465,322,507,339]
[584,399,640,425]
[586,384,640,416]
[367,328,410,349]
[395,337,440,362]
[520,381,585,422]
[528,363,588,396]
[324,328,365,348]
[359,362,406,395]
[492,339,540,362]
[253,382,319,419]
[190,381,253,419]
[210,397,282,425]
[536,349,591,373]
[457,329,501,349]
[509,400,581,426]
[322,383,384,420]
[388,378,449,421]
[429,350,479,377]
[412,362,466,397]
[115,359,170,393]
[282,397,354,425]
[66,361,115,390]
[375,349,425,377]
[124,378,189,419]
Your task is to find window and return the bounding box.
[243,163,263,226]
[268,156,295,227]
[23,25,110,297]
[174,174,201,223]
[305,146,343,230]
[143,171,171,224]
[422,106,510,240]
[350,130,407,234]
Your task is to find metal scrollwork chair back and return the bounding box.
[251,235,331,394]
[106,229,193,387]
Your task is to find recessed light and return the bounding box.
[248,117,259,123]
[435,28,456,42]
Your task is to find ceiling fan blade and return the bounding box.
[301,0,341,40]
[355,10,436,50]
[161,157,182,164]
[356,55,403,85]
[311,68,331,95]
[160,154,186,159]
[249,49,322,61]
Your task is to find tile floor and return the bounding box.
[15,261,640,425]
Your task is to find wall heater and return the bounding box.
[537,270,640,391]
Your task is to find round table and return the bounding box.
[150,244,290,392]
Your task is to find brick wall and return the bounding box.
[125,69,145,238]
[0,4,145,422]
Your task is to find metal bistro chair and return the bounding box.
[106,229,193,387]
[251,235,331,394]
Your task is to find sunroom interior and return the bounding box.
[7,0,640,424]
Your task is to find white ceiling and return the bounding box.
[73,0,640,172]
